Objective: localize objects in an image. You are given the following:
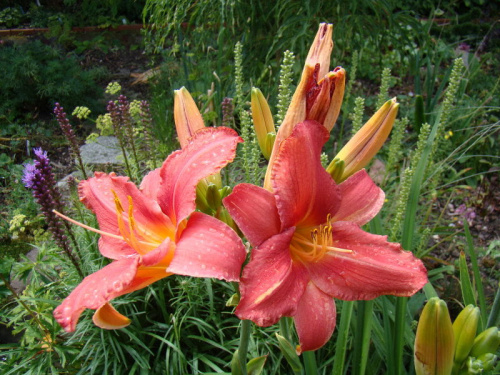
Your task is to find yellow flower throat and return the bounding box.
[289,215,352,263]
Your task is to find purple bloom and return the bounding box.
[22,163,37,188]
[23,148,82,276]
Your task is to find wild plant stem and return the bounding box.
[238,319,252,375]
[303,350,318,375]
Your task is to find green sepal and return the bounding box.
[275,333,302,372]
[231,350,267,375]
[226,293,240,307]
[246,355,267,375]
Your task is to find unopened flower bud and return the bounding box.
[464,356,483,374]
[328,98,398,182]
[470,327,500,358]
[453,305,480,365]
[251,87,276,159]
[264,23,345,189]
[174,87,205,148]
[476,353,497,371]
[414,297,455,375]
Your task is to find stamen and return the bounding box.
[290,218,352,263]
[112,190,131,247]
[127,196,144,254]
[53,210,158,247]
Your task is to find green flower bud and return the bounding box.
[477,353,497,371]
[206,183,222,211]
[463,357,482,374]
[453,305,480,365]
[414,297,455,375]
[470,327,500,358]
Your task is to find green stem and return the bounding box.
[393,296,408,375]
[238,319,252,375]
[303,350,318,375]
[332,300,354,375]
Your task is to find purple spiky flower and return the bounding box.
[23,148,83,277]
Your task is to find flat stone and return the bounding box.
[79,136,124,165]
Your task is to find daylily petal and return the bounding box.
[141,237,173,267]
[167,212,246,281]
[236,228,309,326]
[332,170,385,226]
[223,183,281,247]
[139,168,161,201]
[307,222,428,301]
[294,282,336,353]
[157,127,242,225]
[53,257,140,332]
[92,303,131,330]
[80,172,174,259]
[272,120,340,228]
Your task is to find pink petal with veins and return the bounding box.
[307,222,428,301]
[167,212,246,281]
[332,169,384,226]
[294,282,336,352]
[236,228,309,326]
[223,183,281,247]
[157,127,242,225]
[272,120,340,229]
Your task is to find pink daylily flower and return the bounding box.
[223,120,428,352]
[54,127,246,332]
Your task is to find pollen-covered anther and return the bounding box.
[290,216,352,263]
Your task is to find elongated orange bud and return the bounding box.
[174,87,205,148]
[264,23,345,189]
[328,98,398,182]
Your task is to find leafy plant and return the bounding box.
[0,39,106,124]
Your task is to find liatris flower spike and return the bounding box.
[53,127,246,332]
[224,120,427,352]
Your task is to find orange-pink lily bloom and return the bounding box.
[224,120,427,352]
[54,127,246,332]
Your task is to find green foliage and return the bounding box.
[0,40,106,124]
[0,7,23,28]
